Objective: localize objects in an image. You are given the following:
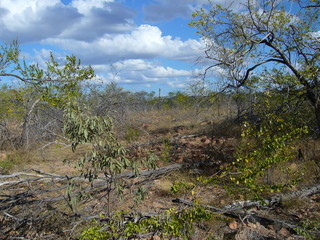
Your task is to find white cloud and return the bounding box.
[71,0,114,15]
[0,0,221,92]
[167,80,189,89]
[90,59,194,89]
[44,24,204,64]
[0,0,205,65]
[0,0,135,43]
[0,0,82,42]
[60,0,135,40]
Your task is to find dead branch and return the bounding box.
[173,184,320,213]
[173,183,320,237]
[173,197,299,233]
[0,163,183,238]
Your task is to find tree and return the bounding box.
[0,40,95,149]
[190,0,320,129]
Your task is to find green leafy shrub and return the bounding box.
[295,219,320,240]
[171,181,196,195]
[224,97,308,198]
[124,125,141,143]
[81,207,212,240]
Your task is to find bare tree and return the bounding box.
[190,0,320,128]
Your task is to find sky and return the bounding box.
[0,0,312,96]
[0,0,231,95]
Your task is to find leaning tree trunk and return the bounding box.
[19,98,40,150]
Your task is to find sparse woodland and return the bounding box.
[1,0,320,239]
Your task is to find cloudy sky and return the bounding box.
[0,0,234,94]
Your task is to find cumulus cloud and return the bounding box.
[44,24,205,64]
[91,59,193,89]
[0,0,221,92]
[0,0,81,42]
[60,0,136,40]
[28,50,194,89]
[0,0,205,64]
[0,0,135,43]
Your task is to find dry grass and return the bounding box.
[2,106,320,239]
[4,143,88,175]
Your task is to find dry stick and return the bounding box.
[173,183,320,234]
[172,198,299,232]
[0,163,183,211]
[0,163,184,239]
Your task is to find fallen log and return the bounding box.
[0,163,183,213]
[173,184,320,238]
[173,197,299,232]
[0,163,184,239]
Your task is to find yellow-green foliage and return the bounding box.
[0,85,25,121]
[64,101,129,182]
[171,181,196,195]
[160,138,172,163]
[295,219,320,240]
[227,111,308,198]
[0,156,15,174]
[80,207,212,240]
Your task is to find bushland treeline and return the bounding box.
[1,78,310,152]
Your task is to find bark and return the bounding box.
[19,98,41,149]
[0,163,182,210]
[173,184,320,237]
[0,163,183,238]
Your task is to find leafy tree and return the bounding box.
[190,0,320,129]
[0,40,95,149]
[0,41,94,105]
[64,101,131,215]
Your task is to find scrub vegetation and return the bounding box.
[0,0,320,239]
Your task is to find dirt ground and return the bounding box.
[1,116,320,239]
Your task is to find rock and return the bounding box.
[290,163,298,171]
[228,220,238,230]
[175,155,184,163]
[0,152,7,160]
[279,228,290,237]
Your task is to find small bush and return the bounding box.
[124,125,141,143]
[0,151,32,174]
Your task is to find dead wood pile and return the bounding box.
[0,164,182,239]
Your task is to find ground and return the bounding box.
[1,109,320,239]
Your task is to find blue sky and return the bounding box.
[1,0,230,95]
[1,0,311,95]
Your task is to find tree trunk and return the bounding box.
[20,98,40,150]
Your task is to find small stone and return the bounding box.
[176,155,184,163]
[267,225,275,230]
[290,163,298,171]
[279,228,290,237]
[228,221,238,230]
